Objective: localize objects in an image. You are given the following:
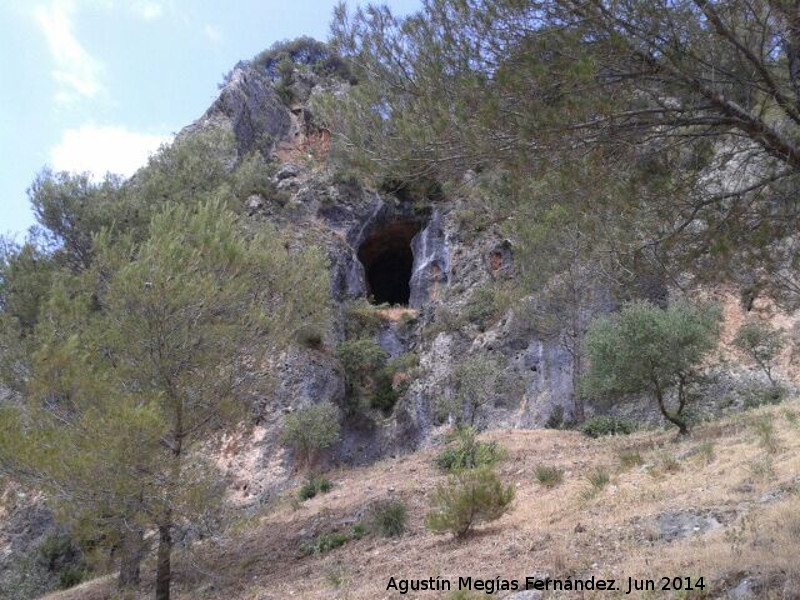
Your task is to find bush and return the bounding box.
[296,324,325,349]
[742,382,786,409]
[696,441,715,464]
[281,402,341,466]
[299,532,350,556]
[370,499,408,537]
[38,532,86,590]
[462,285,515,331]
[344,300,383,339]
[231,152,286,204]
[337,340,416,416]
[545,406,566,429]
[58,567,84,590]
[434,426,506,473]
[426,468,515,538]
[582,468,611,499]
[579,416,634,438]
[372,371,400,414]
[753,414,781,454]
[298,523,364,556]
[534,465,564,488]
[251,37,354,83]
[337,338,389,414]
[298,476,334,501]
[618,449,645,469]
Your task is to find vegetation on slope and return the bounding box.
[0,128,331,600]
[39,398,800,599]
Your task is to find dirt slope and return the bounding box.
[45,399,800,600]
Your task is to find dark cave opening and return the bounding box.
[358,221,421,306]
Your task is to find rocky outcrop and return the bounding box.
[188,67,292,158]
[173,60,797,495]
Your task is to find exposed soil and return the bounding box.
[44,397,800,599]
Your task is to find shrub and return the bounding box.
[753,414,781,454]
[298,524,364,556]
[748,456,775,480]
[38,532,85,590]
[696,442,715,464]
[337,338,389,414]
[298,476,334,501]
[231,152,286,204]
[742,382,786,409]
[618,449,644,469]
[281,402,341,467]
[582,468,610,499]
[352,523,367,539]
[370,499,408,537]
[58,567,84,590]
[534,466,564,488]
[463,285,515,331]
[545,406,565,429]
[39,533,77,571]
[434,426,506,473]
[251,37,354,83]
[579,416,634,438]
[660,454,681,473]
[344,300,383,339]
[465,286,500,327]
[372,367,401,415]
[299,532,350,556]
[296,324,325,349]
[426,468,515,538]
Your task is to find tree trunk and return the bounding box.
[654,383,688,435]
[117,526,144,591]
[155,522,172,600]
[571,350,585,424]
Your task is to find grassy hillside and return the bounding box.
[46,398,800,599]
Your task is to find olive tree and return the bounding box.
[733,321,786,387]
[582,300,722,435]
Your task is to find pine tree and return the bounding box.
[0,199,330,599]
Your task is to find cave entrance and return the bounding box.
[357,221,421,305]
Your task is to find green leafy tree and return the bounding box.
[0,199,330,599]
[733,321,786,386]
[582,300,722,434]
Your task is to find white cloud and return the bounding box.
[131,0,163,20]
[203,23,222,44]
[50,125,172,178]
[34,0,105,105]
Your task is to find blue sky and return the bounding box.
[0,0,420,239]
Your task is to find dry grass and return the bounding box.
[374,306,418,322]
[42,398,800,600]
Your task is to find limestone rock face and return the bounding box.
[176,62,613,485]
[195,67,292,157]
[409,210,449,308]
